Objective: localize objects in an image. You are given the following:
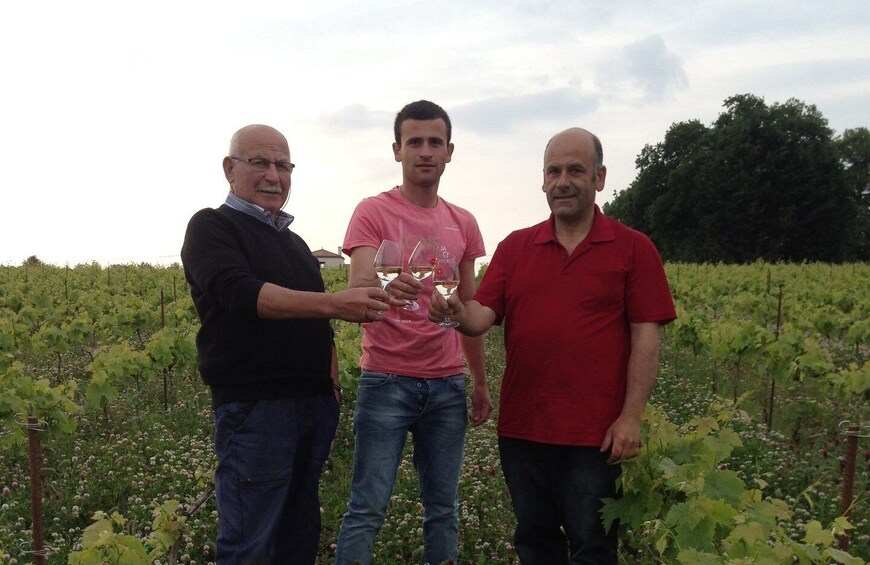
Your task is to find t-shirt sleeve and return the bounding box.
[626,234,677,325]
[474,237,510,325]
[342,198,383,256]
[462,212,486,262]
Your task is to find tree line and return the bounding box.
[604,94,869,263]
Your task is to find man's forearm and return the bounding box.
[621,323,661,420]
[257,282,339,319]
[460,333,487,386]
[456,300,497,337]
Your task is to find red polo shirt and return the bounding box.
[475,207,676,446]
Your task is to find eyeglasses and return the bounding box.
[231,156,295,175]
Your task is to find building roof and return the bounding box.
[312,248,343,259]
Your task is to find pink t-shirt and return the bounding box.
[342,187,485,377]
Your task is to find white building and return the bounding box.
[312,248,345,268]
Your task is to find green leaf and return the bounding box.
[655,532,670,556]
[677,548,725,564]
[803,519,835,546]
[727,521,766,545]
[824,547,865,565]
[702,470,745,506]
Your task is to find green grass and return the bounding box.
[0,280,868,563]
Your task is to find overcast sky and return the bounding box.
[2,0,868,267]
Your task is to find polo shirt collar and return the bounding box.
[224,192,295,231]
[533,205,615,245]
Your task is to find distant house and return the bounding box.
[312,248,345,268]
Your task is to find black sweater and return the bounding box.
[180,205,333,408]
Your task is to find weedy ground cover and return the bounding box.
[0,264,866,563]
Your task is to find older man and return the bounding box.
[430,128,676,563]
[181,124,388,564]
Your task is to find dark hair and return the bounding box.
[590,133,604,172]
[393,100,452,144]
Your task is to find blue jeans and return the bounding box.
[499,437,621,565]
[213,396,339,564]
[335,372,468,565]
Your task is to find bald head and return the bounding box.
[544,128,603,172]
[229,124,289,156]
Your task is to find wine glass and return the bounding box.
[406,239,438,310]
[433,256,460,328]
[373,239,419,314]
[373,240,402,290]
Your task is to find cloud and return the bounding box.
[740,57,870,91]
[452,88,599,135]
[314,88,600,137]
[316,104,394,132]
[597,34,688,103]
[684,1,870,46]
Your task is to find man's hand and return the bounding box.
[330,287,390,323]
[429,291,463,324]
[384,272,423,307]
[600,414,642,464]
[469,385,493,427]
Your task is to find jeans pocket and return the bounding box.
[214,400,259,435]
[446,374,466,392]
[358,370,393,389]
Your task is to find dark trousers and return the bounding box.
[213,396,339,564]
[499,437,621,565]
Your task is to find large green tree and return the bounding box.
[605,94,862,262]
[835,127,870,260]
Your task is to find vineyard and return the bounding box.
[0,262,867,564]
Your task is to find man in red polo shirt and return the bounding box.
[430,127,676,564]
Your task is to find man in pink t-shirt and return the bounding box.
[335,100,491,565]
[430,128,677,564]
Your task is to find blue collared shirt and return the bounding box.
[224,192,295,231]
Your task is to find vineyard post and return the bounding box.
[169,484,215,565]
[765,284,784,429]
[25,416,46,565]
[160,288,166,329]
[837,421,866,551]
